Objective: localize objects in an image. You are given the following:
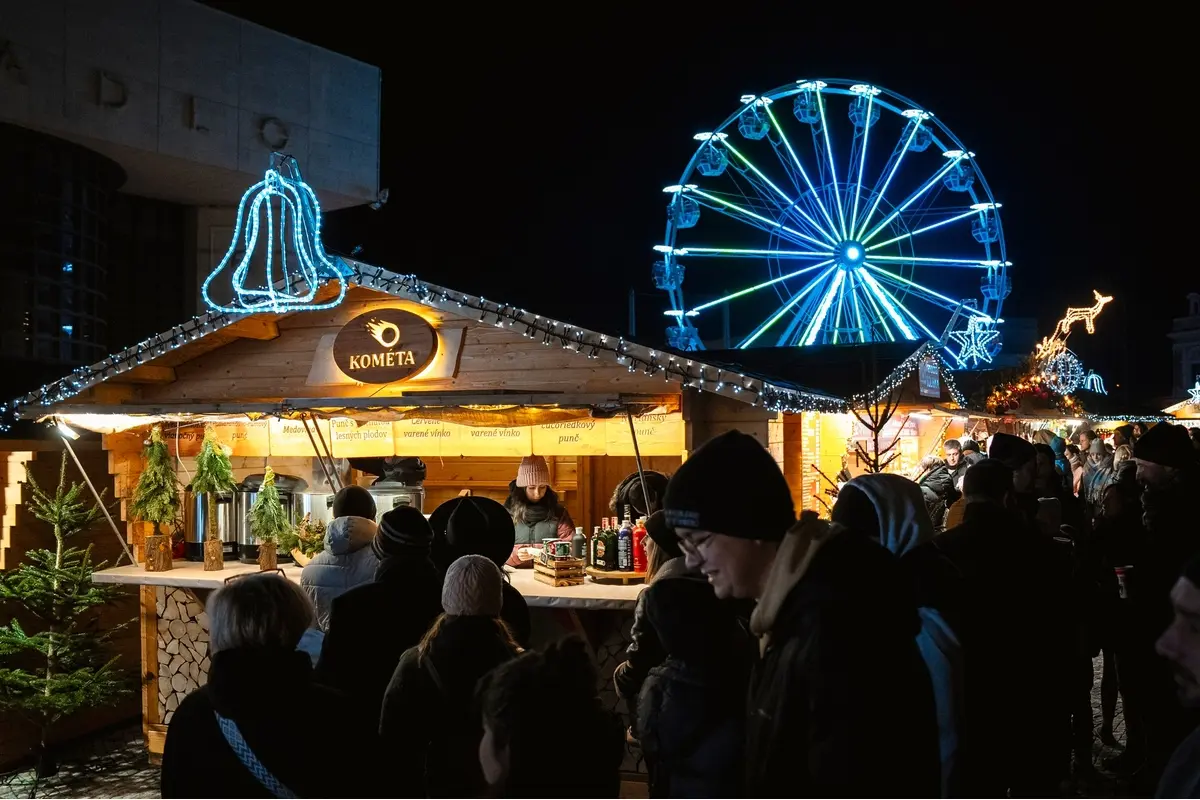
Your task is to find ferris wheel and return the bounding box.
[654,78,1010,366]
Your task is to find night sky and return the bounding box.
[204,6,1170,403]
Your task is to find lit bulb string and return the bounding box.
[201,155,349,314]
[4,264,970,429]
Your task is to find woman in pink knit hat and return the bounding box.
[504,456,575,568]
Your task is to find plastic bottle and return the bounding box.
[632,517,648,573]
[572,526,586,559]
[617,516,633,571]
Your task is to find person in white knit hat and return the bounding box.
[381,555,521,796]
[504,455,575,568]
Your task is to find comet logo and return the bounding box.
[365,318,401,348]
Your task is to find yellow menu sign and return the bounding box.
[533,419,607,455]
[605,413,684,456]
[329,419,395,458]
[212,421,270,456]
[393,418,462,457]
[268,418,332,457]
[459,425,532,457]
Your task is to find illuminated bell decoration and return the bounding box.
[202,153,348,314]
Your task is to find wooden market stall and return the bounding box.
[9,262,854,764]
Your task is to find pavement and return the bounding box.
[0,656,1134,798]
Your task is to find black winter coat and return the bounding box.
[615,558,752,797]
[315,553,443,725]
[917,464,954,531]
[500,580,532,649]
[916,502,1074,795]
[746,527,939,798]
[162,647,383,798]
[380,615,520,798]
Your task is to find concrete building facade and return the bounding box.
[0,0,380,392]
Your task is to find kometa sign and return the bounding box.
[333,308,437,383]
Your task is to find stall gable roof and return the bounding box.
[10,261,853,419]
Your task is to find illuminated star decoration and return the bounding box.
[1189,380,1200,406]
[949,317,999,368]
[201,153,349,314]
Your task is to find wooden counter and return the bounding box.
[92,561,645,610]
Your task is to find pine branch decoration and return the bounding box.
[249,467,289,544]
[191,425,235,496]
[130,425,180,537]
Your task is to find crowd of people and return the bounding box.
[157,425,1200,798]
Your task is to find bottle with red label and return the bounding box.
[632,516,648,573]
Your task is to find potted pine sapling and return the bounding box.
[248,467,290,571]
[0,455,131,780]
[130,425,180,572]
[192,425,235,571]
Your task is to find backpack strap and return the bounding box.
[215,712,298,799]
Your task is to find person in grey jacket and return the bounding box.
[300,486,379,630]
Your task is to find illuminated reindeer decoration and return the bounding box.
[1058,290,1112,336]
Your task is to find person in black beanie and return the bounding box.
[429,496,532,648]
[665,430,939,798]
[315,505,443,725]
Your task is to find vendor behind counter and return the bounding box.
[504,456,575,568]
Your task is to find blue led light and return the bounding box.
[202,153,349,314]
[948,317,998,368]
[62,262,73,274]
[61,325,74,336]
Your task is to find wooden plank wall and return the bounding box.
[114,288,678,403]
[683,391,779,452]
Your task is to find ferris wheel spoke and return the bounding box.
[669,247,834,259]
[689,189,830,250]
[689,259,835,315]
[723,142,839,246]
[855,118,926,240]
[859,153,967,246]
[868,255,994,268]
[815,91,848,239]
[848,94,875,236]
[832,270,852,344]
[845,270,865,343]
[857,274,896,342]
[738,265,838,348]
[864,264,993,320]
[800,269,846,346]
[855,269,921,340]
[763,105,841,240]
[866,206,986,251]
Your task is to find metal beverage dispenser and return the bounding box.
[183,488,235,562]
[234,473,308,564]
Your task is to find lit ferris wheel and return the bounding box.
[654,78,1010,365]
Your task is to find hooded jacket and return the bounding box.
[838,475,964,797]
[916,463,955,532]
[745,512,940,798]
[300,516,379,631]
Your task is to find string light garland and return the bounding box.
[201,153,348,314]
[4,264,969,431]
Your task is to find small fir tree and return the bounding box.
[191,425,234,537]
[249,468,289,569]
[0,455,131,776]
[130,426,180,568]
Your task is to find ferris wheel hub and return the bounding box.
[836,240,866,269]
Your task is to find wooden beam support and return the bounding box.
[109,365,177,385]
[224,318,280,341]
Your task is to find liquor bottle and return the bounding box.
[603,518,617,571]
[632,517,648,573]
[617,518,633,571]
[590,525,604,568]
[572,526,586,559]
